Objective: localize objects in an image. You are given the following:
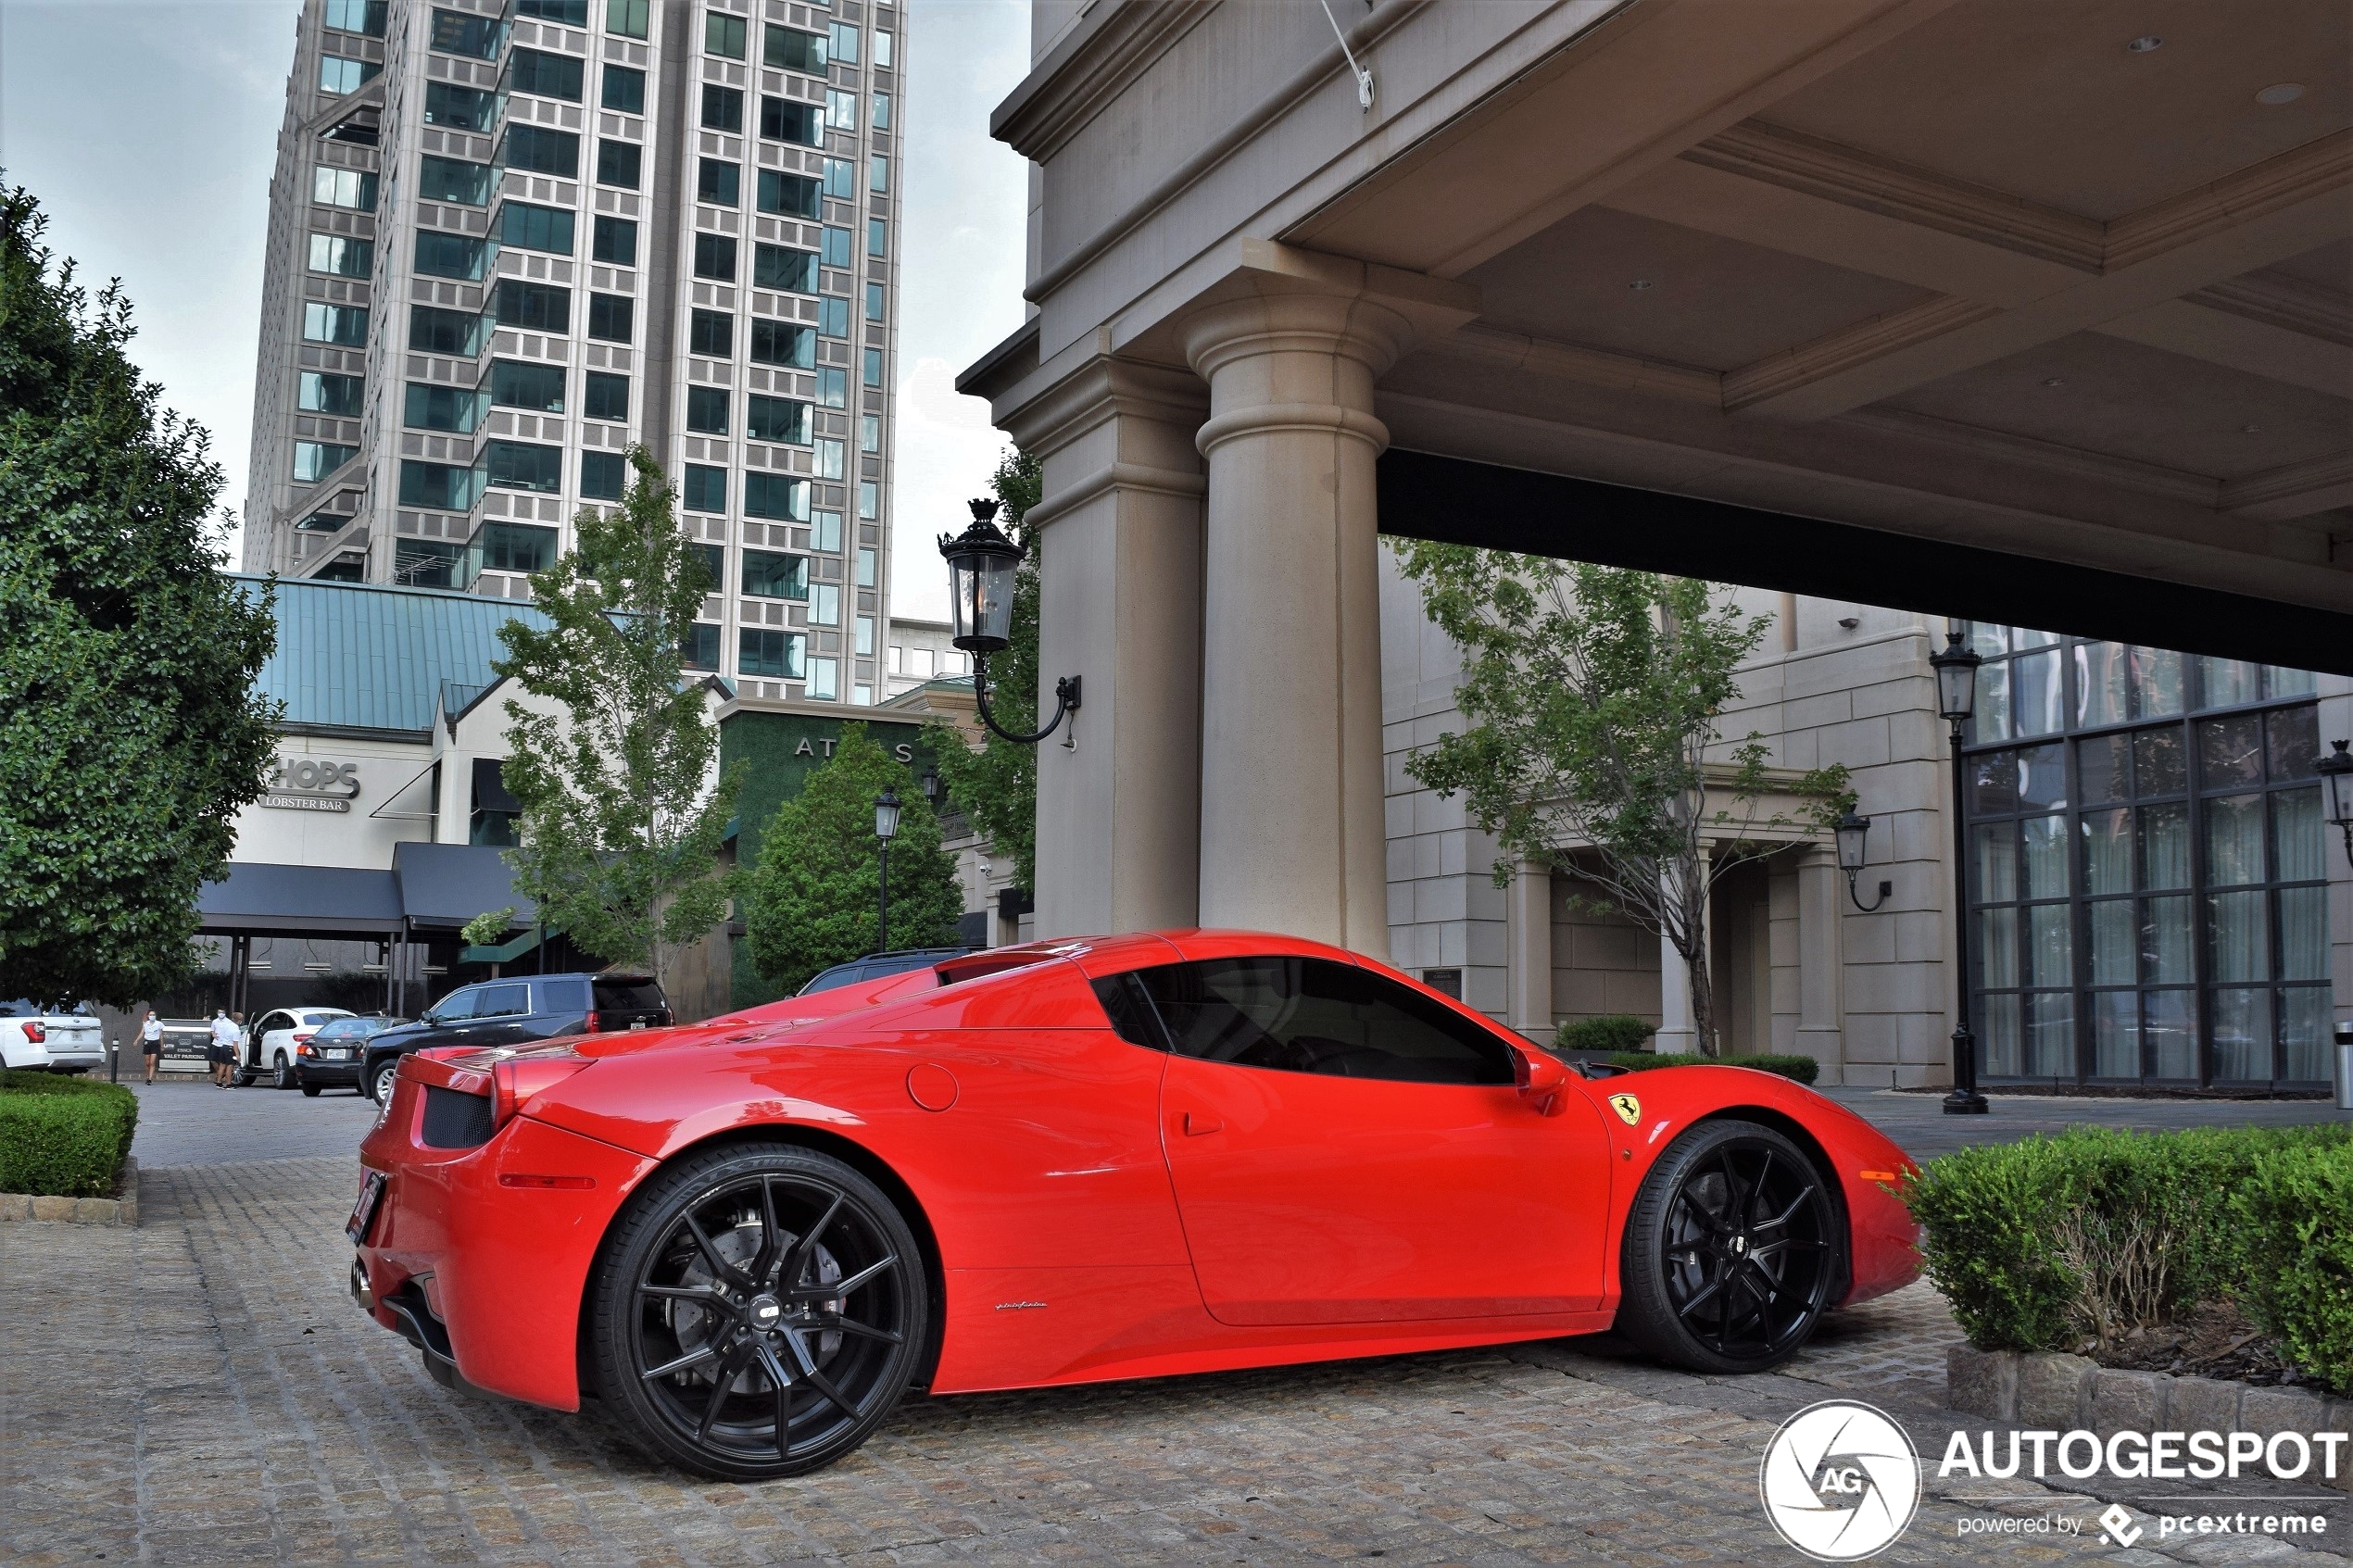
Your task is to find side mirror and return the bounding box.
[1515,1047,1569,1114]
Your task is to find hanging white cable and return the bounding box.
[1315,0,1376,111]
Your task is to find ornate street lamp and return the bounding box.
[875,787,901,953]
[1930,632,1988,1115]
[938,498,1080,745]
[2319,740,2353,869]
[1833,809,1891,912]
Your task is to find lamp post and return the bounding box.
[875,787,901,953]
[938,499,1080,745]
[1931,631,1988,1115]
[2319,740,2353,869]
[1832,809,1891,911]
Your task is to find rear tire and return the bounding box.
[301,1083,322,1098]
[1616,1119,1841,1374]
[369,1060,399,1107]
[273,1053,296,1090]
[588,1142,927,1480]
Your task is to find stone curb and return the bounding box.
[0,1156,139,1227]
[1949,1344,2353,1493]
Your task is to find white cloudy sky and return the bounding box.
[0,0,1032,621]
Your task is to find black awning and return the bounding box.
[391,840,535,931]
[196,863,405,935]
[471,757,521,814]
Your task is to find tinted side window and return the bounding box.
[1130,957,1515,1085]
[434,988,481,1022]
[1090,973,1167,1051]
[476,983,531,1019]
[541,979,591,1014]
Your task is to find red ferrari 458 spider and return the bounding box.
[350,931,1920,1478]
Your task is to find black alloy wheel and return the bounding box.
[274,1052,296,1090]
[589,1143,927,1479]
[1616,1120,1840,1374]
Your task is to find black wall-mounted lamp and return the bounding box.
[2319,739,2353,870]
[1832,809,1891,912]
[939,498,1080,746]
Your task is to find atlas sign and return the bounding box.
[262,756,363,813]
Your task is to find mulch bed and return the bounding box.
[2086,1299,2328,1388]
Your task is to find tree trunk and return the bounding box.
[1685,940,1718,1057]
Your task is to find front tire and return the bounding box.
[369,1059,400,1108]
[1616,1120,1841,1374]
[273,1052,296,1090]
[588,1142,927,1480]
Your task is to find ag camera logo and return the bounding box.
[1759,1399,1921,1561]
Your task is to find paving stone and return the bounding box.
[2173,1378,2246,1441]
[2021,1353,2097,1429]
[2092,1369,2171,1437]
[1953,1345,2021,1422]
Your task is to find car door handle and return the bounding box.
[1181,1111,1222,1137]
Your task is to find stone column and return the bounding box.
[1009,360,1209,937]
[1794,845,1846,1083]
[1655,850,1710,1052]
[1507,858,1554,1038]
[1182,285,1416,957]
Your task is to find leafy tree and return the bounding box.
[1394,545,1849,1056]
[927,449,1040,888]
[0,182,280,1006]
[492,446,742,988]
[741,722,963,992]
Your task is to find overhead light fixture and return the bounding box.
[1629,279,1655,291]
[2243,424,2262,434]
[2126,34,2162,52]
[2255,82,2304,105]
[2043,377,2065,387]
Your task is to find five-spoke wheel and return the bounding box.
[1616,1120,1840,1374]
[589,1144,927,1479]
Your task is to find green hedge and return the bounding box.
[1604,1051,1821,1085]
[0,1070,137,1198]
[1905,1123,2353,1394]
[1557,1014,1655,1053]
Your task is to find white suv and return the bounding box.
[0,1000,107,1073]
[238,1008,357,1089]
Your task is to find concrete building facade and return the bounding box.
[245,0,907,709]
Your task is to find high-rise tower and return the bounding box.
[245,0,906,706]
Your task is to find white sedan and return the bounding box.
[0,1001,107,1073]
[239,1007,356,1089]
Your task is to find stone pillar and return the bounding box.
[1655,851,1710,1052]
[1507,859,1554,1038]
[1182,285,1415,957]
[1010,360,1209,937]
[1794,845,1846,1084]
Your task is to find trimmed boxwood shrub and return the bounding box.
[1905,1123,2353,1392]
[0,1069,137,1197]
[1605,1051,1820,1085]
[1556,1014,1655,1053]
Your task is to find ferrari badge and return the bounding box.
[1608,1093,1642,1126]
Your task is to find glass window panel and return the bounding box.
[2278,884,2325,982]
[2204,795,2265,885]
[2130,647,2183,718]
[1980,993,2020,1077]
[2145,990,2196,1080]
[602,62,646,110]
[2132,726,2185,797]
[1973,659,2011,745]
[2274,786,2322,884]
[2028,992,2073,1078]
[2079,734,2128,803]
[2139,803,2190,889]
[1978,907,2018,989]
[2207,890,2267,983]
[741,550,807,599]
[2210,988,2271,1082]
[2090,991,2138,1077]
[583,370,627,421]
[2267,666,2318,698]
[807,657,838,700]
[2087,900,2134,985]
[2027,904,2071,989]
[2075,642,2127,729]
[2198,714,2262,789]
[2013,627,2058,651]
[592,215,637,265]
[2081,809,2131,895]
[1969,752,2020,818]
[2198,657,2260,709]
[2141,894,2192,983]
[1964,621,2008,659]
[2017,744,2067,812]
[2282,988,2328,1081]
[2011,649,2061,737]
[2267,704,2319,781]
[2021,815,2068,899]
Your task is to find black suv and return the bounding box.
[361,972,671,1105]
[797,947,975,997]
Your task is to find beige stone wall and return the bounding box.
[1548,873,1659,1033]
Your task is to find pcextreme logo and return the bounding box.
[1759,1399,1922,1562]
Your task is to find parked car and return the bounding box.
[290,1014,408,1096]
[235,1007,356,1088]
[797,947,975,997]
[360,972,671,1107]
[0,1000,106,1073]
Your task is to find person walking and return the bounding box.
[140,1010,165,1085]
[208,1009,239,1088]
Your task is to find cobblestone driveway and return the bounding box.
[6,1155,2347,1567]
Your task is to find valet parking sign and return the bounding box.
[1757,1399,2347,1560]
